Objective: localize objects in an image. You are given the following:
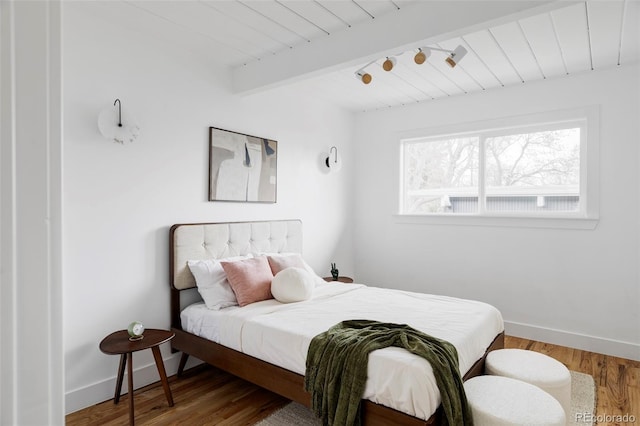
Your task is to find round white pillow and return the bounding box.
[271,267,314,303]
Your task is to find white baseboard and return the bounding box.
[504,320,640,361]
[65,352,202,415]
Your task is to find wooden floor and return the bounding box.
[66,336,639,426]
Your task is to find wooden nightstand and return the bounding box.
[323,276,354,283]
[99,329,175,425]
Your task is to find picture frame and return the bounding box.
[208,127,278,203]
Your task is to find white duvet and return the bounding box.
[181,282,504,420]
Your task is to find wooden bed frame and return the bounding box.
[169,220,504,426]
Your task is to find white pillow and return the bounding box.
[271,267,314,303]
[260,252,327,287]
[187,255,251,310]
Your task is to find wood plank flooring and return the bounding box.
[66,336,639,425]
[66,365,289,426]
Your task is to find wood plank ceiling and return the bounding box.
[73,1,639,112]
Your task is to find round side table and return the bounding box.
[99,329,175,425]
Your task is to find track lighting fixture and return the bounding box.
[382,56,397,72]
[354,44,467,86]
[355,69,372,84]
[445,45,468,68]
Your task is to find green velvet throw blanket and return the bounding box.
[304,320,472,426]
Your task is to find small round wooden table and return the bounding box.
[99,329,175,425]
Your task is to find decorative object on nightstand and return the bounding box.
[330,263,339,280]
[99,328,175,425]
[127,321,145,341]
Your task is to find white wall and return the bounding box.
[63,4,354,413]
[353,65,640,360]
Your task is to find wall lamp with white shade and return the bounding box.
[98,98,140,144]
[324,146,342,172]
[354,44,468,85]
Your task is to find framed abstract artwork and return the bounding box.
[208,127,278,203]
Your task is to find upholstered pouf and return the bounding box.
[485,348,571,416]
[464,375,566,426]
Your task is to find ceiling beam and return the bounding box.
[231,0,569,94]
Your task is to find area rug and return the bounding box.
[568,371,597,426]
[254,371,596,426]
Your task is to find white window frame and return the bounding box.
[395,106,600,229]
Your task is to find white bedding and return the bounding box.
[181,282,504,420]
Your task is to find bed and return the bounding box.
[169,220,505,425]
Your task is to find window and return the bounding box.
[398,108,598,227]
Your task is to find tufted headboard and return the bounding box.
[170,220,303,291]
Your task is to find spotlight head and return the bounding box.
[445,45,468,68]
[414,47,431,65]
[382,56,397,72]
[355,70,372,84]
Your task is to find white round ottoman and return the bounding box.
[485,349,571,417]
[464,375,566,426]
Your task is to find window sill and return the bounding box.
[393,214,599,230]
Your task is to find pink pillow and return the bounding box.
[267,253,306,275]
[221,256,274,307]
